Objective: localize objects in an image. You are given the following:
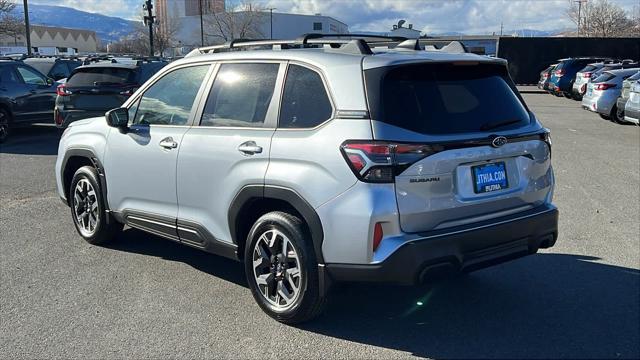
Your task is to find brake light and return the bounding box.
[583,72,592,78]
[554,69,565,77]
[542,73,549,79]
[341,141,444,183]
[56,84,72,96]
[594,83,615,91]
[372,222,383,252]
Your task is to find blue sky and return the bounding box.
[28,0,640,34]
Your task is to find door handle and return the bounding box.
[237,141,263,155]
[159,137,178,149]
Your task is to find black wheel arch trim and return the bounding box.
[228,184,325,264]
[61,148,110,213]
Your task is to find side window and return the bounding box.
[279,65,332,128]
[0,66,22,85]
[16,66,47,85]
[132,65,209,126]
[200,63,279,127]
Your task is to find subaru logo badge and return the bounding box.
[491,136,508,148]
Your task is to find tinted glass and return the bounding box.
[133,65,209,126]
[594,73,615,83]
[368,63,530,135]
[200,63,278,127]
[140,62,167,83]
[628,71,640,81]
[16,66,46,85]
[279,65,332,128]
[67,67,137,87]
[582,65,598,72]
[0,66,21,84]
[50,62,69,79]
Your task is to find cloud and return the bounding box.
[30,0,140,20]
[28,0,640,34]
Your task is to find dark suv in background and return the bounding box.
[54,58,167,127]
[23,57,82,82]
[0,59,58,142]
[548,57,610,98]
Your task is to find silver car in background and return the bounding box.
[615,71,640,123]
[624,80,640,125]
[581,68,640,120]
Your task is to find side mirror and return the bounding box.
[46,77,54,86]
[106,108,129,129]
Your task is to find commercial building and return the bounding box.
[0,25,98,55]
[155,0,348,50]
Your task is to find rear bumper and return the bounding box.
[325,204,558,285]
[55,108,107,128]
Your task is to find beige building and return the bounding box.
[156,0,225,35]
[0,25,98,54]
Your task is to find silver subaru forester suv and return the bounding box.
[56,35,558,323]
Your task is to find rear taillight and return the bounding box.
[56,84,72,96]
[583,72,592,78]
[554,69,565,77]
[372,222,383,252]
[594,83,615,91]
[542,73,549,79]
[341,141,443,183]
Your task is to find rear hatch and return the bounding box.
[362,61,553,233]
[60,67,138,111]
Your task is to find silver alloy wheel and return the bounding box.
[73,178,99,237]
[252,229,302,310]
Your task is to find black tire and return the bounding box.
[599,113,611,120]
[244,211,325,324]
[0,107,10,144]
[69,166,123,245]
[614,107,626,124]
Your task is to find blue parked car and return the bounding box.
[548,57,610,98]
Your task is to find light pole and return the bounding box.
[23,0,32,56]
[199,0,204,46]
[268,8,276,39]
[143,0,155,57]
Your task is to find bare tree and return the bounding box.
[155,13,180,55]
[567,0,638,37]
[203,1,267,44]
[0,0,24,40]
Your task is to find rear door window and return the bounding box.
[67,67,137,87]
[365,63,530,135]
[0,66,22,85]
[279,64,333,128]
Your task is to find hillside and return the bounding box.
[12,3,136,44]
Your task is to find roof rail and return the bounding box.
[185,33,410,57]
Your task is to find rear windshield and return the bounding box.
[67,67,137,87]
[582,65,598,72]
[594,73,615,83]
[365,63,530,135]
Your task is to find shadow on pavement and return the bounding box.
[107,228,639,358]
[0,126,60,156]
[107,228,248,288]
[303,254,640,358]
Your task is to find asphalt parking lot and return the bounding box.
[1,93,639,359]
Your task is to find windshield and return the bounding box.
[365,63,530,135]
[67,67,137,87]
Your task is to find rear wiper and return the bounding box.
[93,81,122,86]
[480,119,522,131]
